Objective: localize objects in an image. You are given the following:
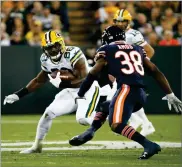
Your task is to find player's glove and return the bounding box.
[4,94,19,105]
[162,93,182,113]
[94,51,106,62]
[75,96,86,104]
[48,72,61,88]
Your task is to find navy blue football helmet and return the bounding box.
[101,25,125,45]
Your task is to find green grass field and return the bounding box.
[1,114,182,167]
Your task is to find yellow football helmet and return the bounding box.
[41,30,66,63]
[113,9,132,22]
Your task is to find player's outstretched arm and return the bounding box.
[78,58,106,97]
[4,70,48,105]
[26,70,48,92]
[143,58,182,113]
[143,43,155,59]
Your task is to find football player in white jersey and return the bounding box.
[4,30,100,153]
[111,9,155,136]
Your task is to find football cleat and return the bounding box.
[138,142,161,160]
[20,144,42,154]
[69,130,94,146]
[140,122,155,136]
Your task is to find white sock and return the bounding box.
[32,113,53,149]
[135,108,150,125]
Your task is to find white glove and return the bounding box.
[4,94,19,105]
[48,72,62,88]
[162,93,182,113]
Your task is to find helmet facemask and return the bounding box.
[113,20,130,30]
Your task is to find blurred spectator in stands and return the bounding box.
[90,17,112,47]
[1,2,13,24]
[150,7,161,27]
[135,2,152,19]
[13,16,25,35]
[116,2,127,9]
[174,23,182,44]
[33,5,54,31]
[165,2,181,13]
[95,2,119,23]
[147,31,159,47]
[159,30,180,46]
[133,13,153,38]
[50,1,70,32]
[25,20,44,45]
[126,3,136,20]
[52,16,62,33]
[1,22,10,46]
[86,17,113,66]
[10,31,27,45]
[31,2,43,16]
[28,33,41,46]
[24,2,43,33]
[163,8,178,29]
[5,1,25,35]
[155,17,173,38]
[153,2,166,11]
[51,16,72,45]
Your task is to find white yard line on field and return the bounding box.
[1,120,76,124]
[1,141,181,151]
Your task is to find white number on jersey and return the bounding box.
[115,51,144,76]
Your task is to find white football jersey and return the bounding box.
[125,28,147,46]
[40,46,89,73]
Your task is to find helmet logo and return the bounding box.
[56,32,62,37]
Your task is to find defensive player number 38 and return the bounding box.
[115,50,144,76]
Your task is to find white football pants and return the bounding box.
[43,81,100,125]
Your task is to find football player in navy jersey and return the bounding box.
[69,26,182,159]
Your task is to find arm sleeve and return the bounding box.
[132,31,147,47]
[95,45,107,61]
[70,47,85,68]
[78,73,98,97]
[40,54,49,72]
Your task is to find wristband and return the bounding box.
[14,87,29,98]
[166,92,174,98]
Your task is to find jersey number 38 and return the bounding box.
[115,51,144,76]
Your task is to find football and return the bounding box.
[59,69,76,81]
[50,69,75,81]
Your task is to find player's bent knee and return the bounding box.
[111,123,126,134]
[44,109,56,120]
[111,123,119,132]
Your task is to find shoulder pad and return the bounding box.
[96,44,107,53]
[40,53,49,72]
[130,30,146,46]
[66,46,85,67]
[40,53,48,63]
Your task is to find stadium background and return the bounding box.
[1,2,181,167]
[1,1,181,114]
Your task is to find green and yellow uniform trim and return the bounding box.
[85,86,99,117]
[70,49,83,67]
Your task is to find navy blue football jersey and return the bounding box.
[96,41,146,88]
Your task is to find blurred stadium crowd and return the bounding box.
[1,1,181,47]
